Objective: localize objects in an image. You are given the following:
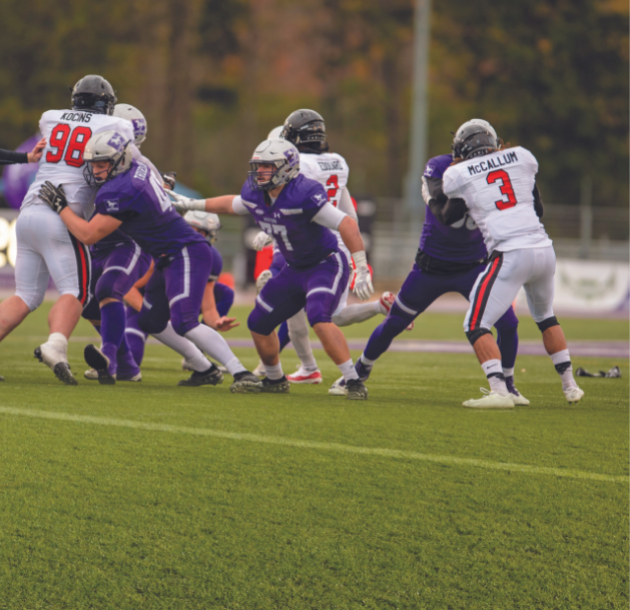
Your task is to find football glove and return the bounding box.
[351,250,374,301]
[161,171,177,190]
[39,181,68,214]
[252,231,273,251]
[167,190,206,212]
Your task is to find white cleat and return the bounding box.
[463,388,515,409]
[34,342,77,386]
[328,375,347,396]
[252,360,266,378]
[84,368,99,380]
[379,291,395,314]
[287,365,322,384]
[564,386,585,404]
[509,391,530,406]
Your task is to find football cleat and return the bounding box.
[118,372,142,382]
[505,376,530,406]
[181,358,227,374]
[256,270,273,294]
[379,291,395,314]
[564,386,585,404]
[252,360,267,378]
[83,344,116,385]
[463,388,514,409]
[261,375,290,393]
[230,371,263,394]
[34,343,78,386]
[178,364,223,387]
[328,376,347,396]
[346,378,368,400]
[84,368,99,380]
[355,359,373,382]
[287,366,322,384]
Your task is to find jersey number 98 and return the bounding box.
[45,124,93,168]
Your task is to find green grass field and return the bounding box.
[0,304,627,609]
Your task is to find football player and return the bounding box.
[0,75,135,385]
[0,139,47,165]
[39,129,262,393]
[440,121,583,407]
[170,138,373,400]
[338,119,525,401]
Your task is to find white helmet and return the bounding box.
[113,103,147,146]
[184,210,221,243]
[248,138,300,192]
[267,126,284,140]
[83,130,133,186]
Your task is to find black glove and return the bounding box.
[162,171,177,190]
[39,181,68,214]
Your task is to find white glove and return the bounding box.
[351,250,374,301]
[167,190,206,212]
[252,231,273,251]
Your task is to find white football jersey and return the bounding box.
[22,109,134,218]
[300,152,351,256]
[442,146,552,254]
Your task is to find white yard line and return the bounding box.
[0,406,625,484]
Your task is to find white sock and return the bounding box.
[503,367,515,378]
[338,359,359,382]
[153,322,210,372]
[360,354,377,367]
[184,325,246,376]
[287,310,318,371]
[481,359,508,395]
[550,349,577,390]
[264,362,284,380]
[332,302,381,327]
[47,332,67,354]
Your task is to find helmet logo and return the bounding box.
[107,132,125,151]
[132,119,147,138]
[283,149,298,167]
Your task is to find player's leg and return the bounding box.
[124,306,148,367]
[493,306,527,404]
[164,244,261,392]
[331,293,394,326]
[214,282,234,317]
[463,252,528,408]
[286,310,322,384]
[524,246,582,403]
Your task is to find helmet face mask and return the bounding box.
[281,109,329,153]
[247,139,300,192]
[83,130,133,187]
[71,75,117,115]
[452,119,499,160]
[113,103,147,147]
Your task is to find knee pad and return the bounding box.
[465,327,493,346]
[537,316,559,332]
[95,271,125,303]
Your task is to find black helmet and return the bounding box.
[281,109,329,153]
[70,75,117,115]
[451,120,498,160]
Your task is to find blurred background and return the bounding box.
[0,0,627,311]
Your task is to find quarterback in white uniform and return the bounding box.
[253,112,394,385]
[0,75,134,385]
[440,120,583,407]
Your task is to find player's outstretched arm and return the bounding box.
[168,191,238,215]
[27,138,46,163]
[59,209,122,245]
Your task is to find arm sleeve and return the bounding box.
[0,148,28,165]
[232,195,250,216]
[533,183,544,218]
[337,187,358,221]
[312,201,347,230]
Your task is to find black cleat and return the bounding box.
[178,365,223,387]
[84,345,116,385]
[230,371,263,394]
[34,346,78,386]
[261,375,290,394]
[346,378,368,400]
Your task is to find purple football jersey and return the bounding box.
[90,227,135,255]
[420,154,487,263]
[94,160,206,258]
[209,247,222,281]
[240,174,338,269]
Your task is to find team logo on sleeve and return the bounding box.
[311,192,326,205]
[107,132,125,151]
[105,199,119,212]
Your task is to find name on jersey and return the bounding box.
[467,151,518,176]
[60,111,92,123]
[317,160,342,171]
[134,163,148,181]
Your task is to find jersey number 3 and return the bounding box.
[45,124,93,168]
[487,169,517,210]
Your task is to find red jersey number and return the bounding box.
[326,174,341,207]
[45,124,92,168]
[487,169,517,210]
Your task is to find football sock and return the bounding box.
[184,324,247,375]
[332,302,381,327]
[116,336,140,376]
[100,302,126,372]
[550,349,577,390]
[481,359,508,395]
[214,283,234,317]
[278,322,291,352]
[264,362,284,381]
[495,308,518,370]
[360,354,377,367]
[46,332,68,357]
[503,367,515,378]
[287,311,318,372]
[125,328,147,367]
[338,359,359,382]
[153,322,211,372]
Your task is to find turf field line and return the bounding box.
[0,406,626,484]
